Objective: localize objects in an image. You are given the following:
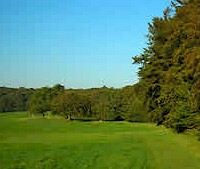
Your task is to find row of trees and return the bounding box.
[0,87,35,112]
[0,84,147,122]
[133,0,200,133]
[29,84,147,122]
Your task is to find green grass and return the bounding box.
[1,112,200,169]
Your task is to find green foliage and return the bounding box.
[0,87,35,112]
[1,84,147,123]
[50,85,147,122]
[51,91,91,119]
[29,84,65,116]
[29,87,52,115]
[133,0,200,133]
[117,85,147,122]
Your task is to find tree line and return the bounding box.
[29,84,147,122]
[0,87,35,112]
[0,84,147,122]
[133,0,200,133]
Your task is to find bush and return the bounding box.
[166,104,196,133]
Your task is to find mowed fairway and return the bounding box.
[1,113,200,169]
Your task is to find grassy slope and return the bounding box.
[0,112,200,169]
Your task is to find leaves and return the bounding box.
[133,0,200,133]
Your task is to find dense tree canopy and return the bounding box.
[133,0,200,132]
[29,84,65,116]
[27,85,147,122]
[0,87,34,112]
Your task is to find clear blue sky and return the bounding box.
[0,0,170,89]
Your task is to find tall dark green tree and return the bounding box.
[133,0,200,132]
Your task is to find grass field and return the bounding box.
[1,112,200,169]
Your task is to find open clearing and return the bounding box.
[1,112,200,169]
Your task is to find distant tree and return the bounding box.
[29,87,51,116]
[51,91,92,120]
[0,87,34,112]
[51,84,65,97]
